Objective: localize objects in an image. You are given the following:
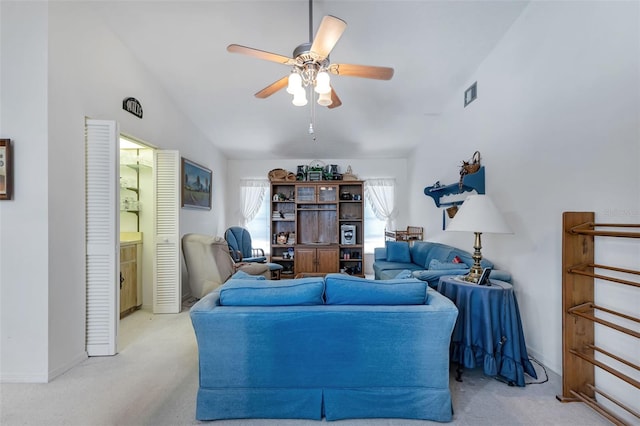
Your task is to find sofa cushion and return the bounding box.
[374,247,387,261]
[219,278,324,306]
[428,259,470,270]
[423,243,456,268]
[324,273,427,305]
[386,241,411,263]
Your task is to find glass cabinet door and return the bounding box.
[317,185,338,202]
[295,185,316,203]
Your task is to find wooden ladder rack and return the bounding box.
[558,212,640,425]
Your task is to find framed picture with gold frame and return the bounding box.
[0,139,12,200]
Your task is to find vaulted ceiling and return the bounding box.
[95,1,529,159]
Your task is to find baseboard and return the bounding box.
[1,351,87,383]
[0,371,49,383]
[48,351,88,382]
[526,346,560,375]
[140,294,192,313]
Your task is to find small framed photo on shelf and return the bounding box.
[478,267,492,286]
[181,157,212,210]
[0,139,12,200]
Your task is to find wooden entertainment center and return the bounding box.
[270,180,364,277]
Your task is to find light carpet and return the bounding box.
[0,305,609,426]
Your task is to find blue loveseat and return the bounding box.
[190,273,458,422]
[373,241,511,286]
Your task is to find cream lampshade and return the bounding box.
[446,194,512,283]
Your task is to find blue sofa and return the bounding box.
[373,241,511,285]
[190,273,458,422]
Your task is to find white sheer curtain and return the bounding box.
[364,178,398,230]
[238,179,269,227]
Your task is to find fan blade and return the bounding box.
[328,86,342,109]
[329,63,394,80]
[255,75,289,99]
[227,44,296,65]
[310,16,347,60]
[254,76,289,99]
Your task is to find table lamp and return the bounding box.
[446,194,512,283]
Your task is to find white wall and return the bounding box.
[408,0,639,384]
[0,1,50,382]
[1,2,226,382]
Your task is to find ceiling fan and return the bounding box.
[227,0,394,109]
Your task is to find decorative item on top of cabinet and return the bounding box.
[342,165,358,181]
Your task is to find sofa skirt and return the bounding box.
[196,387,453,422]
[196,388,323,420]
[324,387,453,422]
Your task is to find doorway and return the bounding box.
[85,118,181,357]
[119,136,154,321]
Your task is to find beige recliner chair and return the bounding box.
[182,233,270,299]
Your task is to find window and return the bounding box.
[239,179,270,254]
[245,196,270,254]
[364,199,386,253]
[363,178,398,254]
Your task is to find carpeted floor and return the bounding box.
[0,306,610,426]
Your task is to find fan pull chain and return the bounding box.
[309,87,316,141]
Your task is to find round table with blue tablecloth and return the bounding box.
[437,275,537,386]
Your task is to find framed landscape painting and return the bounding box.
[181,157,212,210]
[0,139,12,200]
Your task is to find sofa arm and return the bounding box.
[190,290,221,312]
[374,247,387,261]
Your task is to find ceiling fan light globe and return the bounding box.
[317,91,333,106]
[286,72,303,94]
[292,90,308,107]
[314,71,331,94]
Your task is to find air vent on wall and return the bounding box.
[464,82,477,107]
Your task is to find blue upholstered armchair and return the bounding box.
[224,226,267,263]
[224,227,283,279]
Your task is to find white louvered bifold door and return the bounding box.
[153,150,181,313]
[85,119,119,356]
